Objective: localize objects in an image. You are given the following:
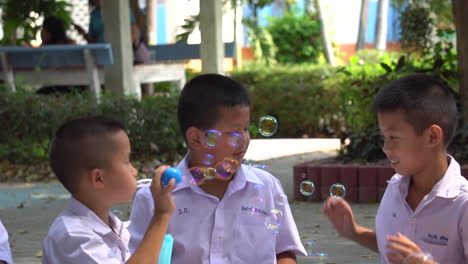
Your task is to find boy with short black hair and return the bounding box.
[42,116,175,264]
[129,74,306,263]
[323,74,468,263]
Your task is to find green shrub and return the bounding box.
[231,64,345,138]
[266,12,322,64]
[0,90,185,165]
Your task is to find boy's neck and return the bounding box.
[73,193,112,226]
[410,153,449,195]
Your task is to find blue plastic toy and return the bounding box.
[158,234,174,264]
[161,167,183,186]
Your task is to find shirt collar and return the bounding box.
[68,197,125,236]
[389,155,467,199]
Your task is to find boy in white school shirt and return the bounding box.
[323,74,468,264]
[129,74,307,264]
[0,219,13,264]
[42,116,176,264]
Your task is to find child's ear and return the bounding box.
[89,168,105,189]
[186,127,204,150]
[428,124,443,147]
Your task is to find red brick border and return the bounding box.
[293,163,396,203]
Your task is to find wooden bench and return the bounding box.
[0,44,113,102]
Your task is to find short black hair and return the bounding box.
[49,116,126,194]
[42,16,68,44]
[177,73,251,142]
[372,73,458,146]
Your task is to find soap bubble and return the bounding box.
[329,183,346,199]
[202,154,215,166]
[215,157,239,180]
[227,132,243,147]
[258,116,278,137]
[202,129,221,148]
[299,180,315,196]
[265,208,284,234]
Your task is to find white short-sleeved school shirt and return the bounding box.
[376,156,468,263]
[0,219,13,264]
[129,157,307,264]
[42,197,131,264]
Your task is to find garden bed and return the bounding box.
[293,158,468,203]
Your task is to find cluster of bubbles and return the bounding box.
[298,173,347,199]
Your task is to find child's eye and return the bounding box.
[389,136,399,141]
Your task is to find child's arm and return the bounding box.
[126,166,175,264]
[277,251,297,263]
[385,233,438,264]
[322,197,378,252]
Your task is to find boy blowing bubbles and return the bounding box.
[323,74,468,264]
[42,116,175,264]
[129,74,306,264]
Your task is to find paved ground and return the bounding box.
[0,147,380,264]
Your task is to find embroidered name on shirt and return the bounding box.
[423,233,448,246]
[241,205,265,215]
[178,208,190,215]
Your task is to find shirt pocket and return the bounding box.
[234,212,276,263]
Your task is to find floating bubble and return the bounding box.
[275,193,288,207]
[265,208,284,234]
[112,209,124,219]
[329,183,346,199]
[227,132,243,147]
[301,173,307,179]
[405,252,433,264]
[252,164,267,169]
[299,180,315,196]
[203,167,217,181]
[202,129,221,148]
[188,167,205,185]
[258,116,278,137]
[137,178,152,188]
[215,157,239,180]
[304,241,315,256]
[202,154,215,166]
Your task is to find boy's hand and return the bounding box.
[385,233,435,264]
[150,166,176,217]
[322,197,357,239]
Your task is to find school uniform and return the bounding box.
[376,155,468,263]
[0,219,13,264]
[129,157,306,264]
[42,197,131,264]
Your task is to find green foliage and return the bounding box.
[231,64,344,138]
[0,90,185,165]
[398,4,436,53]
[392,0,453,27]
[0,0,72,45]
[266,12,322,64]
[337,47,460,163]
[242,18,278,65]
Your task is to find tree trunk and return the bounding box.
[314,0,335,65]
[375,0,389,50]
[146,0,157,44]
[357,0,369,50]
[453,0,468,121]
[130,0,148,42]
